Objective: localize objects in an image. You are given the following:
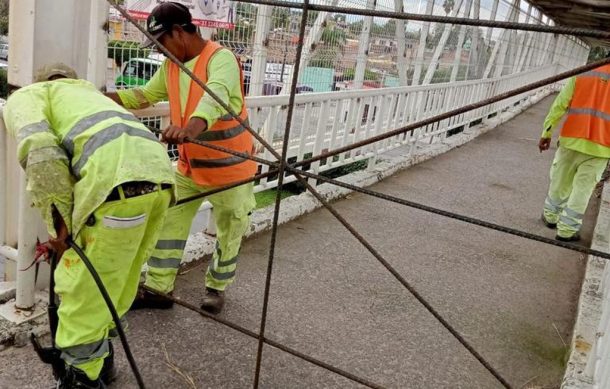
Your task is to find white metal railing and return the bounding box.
[0,64,558,304]
[135,64,559,192]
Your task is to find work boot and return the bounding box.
[201,288,225,314]
[556,233,581,243]
[100,342,117,385]
[130,288,174,310]
[56,365,106,389]
[541,214,557,229]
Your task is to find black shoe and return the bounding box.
[541,214,557,229]
[56,365,106,389]
[556,233,581,242]
[201,288,225,314]
[100,342,118,385]
[130,288,174,310]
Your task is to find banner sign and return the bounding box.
[126,0,235,29]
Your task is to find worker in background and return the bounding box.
[106,2,256,314]
[4,64,175,388]
[539,63,610,242]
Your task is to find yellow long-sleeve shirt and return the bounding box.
[116,48,243,129]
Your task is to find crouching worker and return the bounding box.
[3,64,175,388]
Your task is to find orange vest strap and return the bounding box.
[168,41,224,128]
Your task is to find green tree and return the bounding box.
[107,40,151,67]
[0,0,8,36]
[272,7,291,30]
[588,46,609,64]
[443,0,455,15]
[0,68,7,99]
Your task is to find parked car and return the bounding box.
[115,58,161,88]
[262,82,313,96]
[0,44,8,60]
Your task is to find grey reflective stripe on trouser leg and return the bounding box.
[60,338,109,366]
[544,196,563,214]
[563,208,584,219]
[71,124,160,177]
[155,240,187,250]
[108,316,128,338]
[208,263,236,281]
[62,111,143,156]
[217,255,239,267]
[148,257,182,269]
[559,215,582,230]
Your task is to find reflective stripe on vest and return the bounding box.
[167,41,257,187]
[561,64,610,147]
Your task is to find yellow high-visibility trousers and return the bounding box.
[55,188,172,379]
[543,146,608,238]
[144,172,256,293]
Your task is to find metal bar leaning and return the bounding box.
[253,0,311,387]
[140,285,385,389]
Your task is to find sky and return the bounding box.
[332,0,549,38]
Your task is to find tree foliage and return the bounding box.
[588,46,609,64]
[107,40,151,67]
[0,0,8,36]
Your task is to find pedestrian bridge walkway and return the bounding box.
[1,95,598,388]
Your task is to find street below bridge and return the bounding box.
[0,95,595,388]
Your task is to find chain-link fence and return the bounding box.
[105,1,588,94]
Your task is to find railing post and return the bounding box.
[14,174,38,309]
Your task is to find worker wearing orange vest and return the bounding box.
[107,2,256,313]
[539,64,610,242]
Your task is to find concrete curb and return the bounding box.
[181,89,553,265]
[561,185,610,389]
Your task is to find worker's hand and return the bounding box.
[162,118,208,144]
[48,213,70,259]
[538,137,551,153]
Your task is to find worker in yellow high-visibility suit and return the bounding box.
[106,2,257,314]
[540,64,610,241]
[4,64,175,388]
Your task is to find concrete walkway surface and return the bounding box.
[0,95,596,389]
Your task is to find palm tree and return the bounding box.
[443,0,455,15]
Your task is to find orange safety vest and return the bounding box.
[167,41,257,187]
[561,64,610,147]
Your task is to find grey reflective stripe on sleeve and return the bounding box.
[568,108,610,123]
[208,266,236,280]
[197,121,248,142]
[17,121,51,144]
[148,256,182,269]
[155,240,187,250]
[72,124,159,177]
[581,71,610,81]
[563,208,584,219]
[219,114,234,121]
[218,255,239,267]
[190,155,247,168]
[63,111,142,156]
[21,146,68,169]
[559,215,582,229]
[60,338,109,366]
